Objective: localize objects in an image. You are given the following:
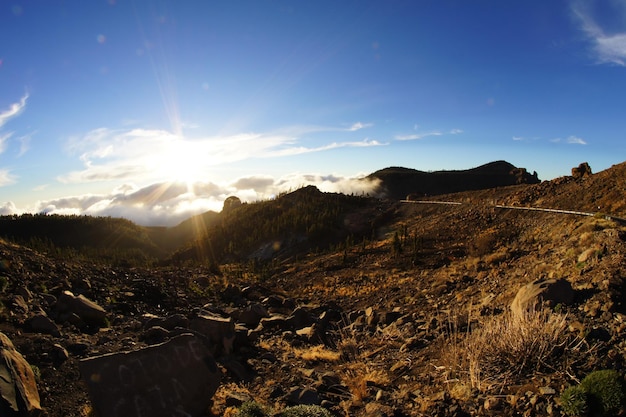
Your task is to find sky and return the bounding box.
[1,1,625,226]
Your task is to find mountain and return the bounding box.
[369,160,540,200]
[0,160,625,416]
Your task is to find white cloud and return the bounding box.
[395,131,443,141]
[395,127,461,141]
[573,2,626,66]
[0,93,28,128]
[0,169,17,187]
[30,172,382,226]
[59,125,385,184]
[550,135,587,145]
[567,135,587,145]
[0,201,17,215]
[0,132,12,154]
[512,136,524,141]
[347,122,373,131]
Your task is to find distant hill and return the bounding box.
[169,185,381,264]
[0,161,544,265]
[368,160,540,200]
[0,214,164,264]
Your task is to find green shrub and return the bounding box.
[235,401,271,417]
[580,369,625,415]
[561,370,625,416]
[560,385,588,416]
[277,405,333,417]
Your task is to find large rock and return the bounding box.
[26,313,61,337]
[572,162,592,179]
[0,332,41,416]
[79,334,220,417]
[189,314,235,356]
[510,278,575,317]
[56,290,107,327]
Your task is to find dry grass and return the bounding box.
[293,345,341,363]
[439,306,570,392]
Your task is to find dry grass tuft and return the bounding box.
[440,306,571,392]
[293,345,341,363]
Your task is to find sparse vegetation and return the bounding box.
[441,307,571,391]
[234,401,271,417]
[278,405,333,417]
[1,163,626,416]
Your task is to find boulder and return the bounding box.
[237,303,269,328]
[510,278,575,317]
[0,332,41,416]
[26,313,60,337]
[80,334,220,417]
[56,291,107,327]
[189,314,235,355]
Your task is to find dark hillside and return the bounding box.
[369,160,540,199]
[0,214,163,263]
[170,185,386,264]
[145,210,221,253]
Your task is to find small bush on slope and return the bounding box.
[561,370,625,416]
[441,307,570,391]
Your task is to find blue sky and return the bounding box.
[1,1,625,226]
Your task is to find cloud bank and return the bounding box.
[3,173,381,227]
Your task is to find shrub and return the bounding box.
[235,401,271,417]
[277,405,333,417]
[441,307,569,391]
[560,386,588,416]
[579,369,625,415]
[560,370,625,416]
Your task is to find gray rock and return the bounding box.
[510,278,574,317]
[287,387,321,406]
[144,313,189,331]
[237,303,269,328]
[56,290,107,327]
[50,344,69,363]
[0,332,41,416]
[26,313,61,337]
[80,334,220,417]
[189,313,235,355]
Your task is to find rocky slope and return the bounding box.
[0,162,625,416]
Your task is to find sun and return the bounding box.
[155,141,212,187]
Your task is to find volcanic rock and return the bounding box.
[0,332,41,416]
[510,278,575,317]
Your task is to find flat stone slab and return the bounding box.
[79,334,220,417]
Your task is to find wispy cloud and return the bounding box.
[347,122,373,131]
[0,93,29,186]
[550,135,587,145]
[395,127,461,141]
[572,2,626,66]
[0,169,16,187]
[566,135,587,145]
[0,132,12,154]
[59,124,385,184]
[0,93,28,128]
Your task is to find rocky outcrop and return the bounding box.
[572,162,592,179]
